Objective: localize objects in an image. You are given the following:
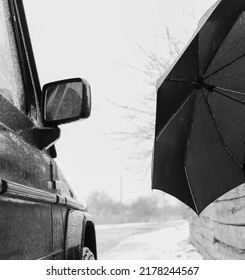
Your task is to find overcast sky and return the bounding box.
[23,0,216,204]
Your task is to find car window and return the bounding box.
[0,0,25,112]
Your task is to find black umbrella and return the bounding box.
[152,0,245,214]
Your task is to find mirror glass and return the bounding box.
[45,81,84,122]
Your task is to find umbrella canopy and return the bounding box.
[152,0,245,214]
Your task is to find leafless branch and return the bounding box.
[108,25,184,177]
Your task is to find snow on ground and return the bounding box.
[98,220,203,260]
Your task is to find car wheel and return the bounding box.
[82,247,95,260]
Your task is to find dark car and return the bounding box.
[0,0,97,259]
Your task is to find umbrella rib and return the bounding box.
[184,165,199,215]
[183,91,200,165]
[215,86,245,97]
[213,88,245,106]
[155,94,194,141]
[183,93,200,215]
[204,52,245,80]
[165,78,191,85]
[205,33,245,76]
[202,92,242,168]
[166,77,215,91]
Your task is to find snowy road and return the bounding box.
[96,219,203,260]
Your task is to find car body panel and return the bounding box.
[0,0,96,260]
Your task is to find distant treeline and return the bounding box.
[86,190,189,225]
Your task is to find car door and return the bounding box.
[0,0,55,259]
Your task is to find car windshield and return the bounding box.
[0,0,25,111]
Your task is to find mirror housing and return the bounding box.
[42,78,91,125]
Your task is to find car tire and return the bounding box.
[82,247,95,260]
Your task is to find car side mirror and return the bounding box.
[42,78,91,125]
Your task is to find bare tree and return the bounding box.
[109,26,185,177]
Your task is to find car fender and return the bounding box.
[65,209,96,259]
